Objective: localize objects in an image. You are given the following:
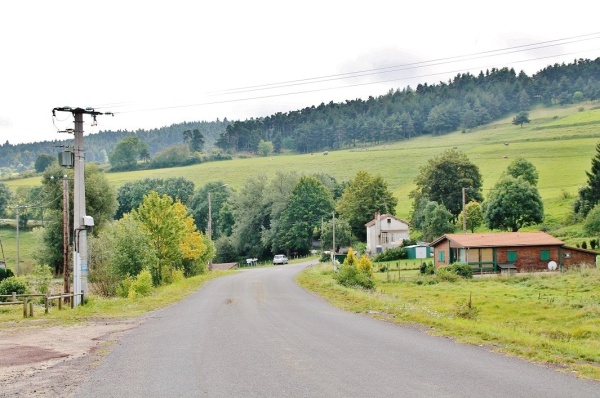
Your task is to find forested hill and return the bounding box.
[2,58,600,170]
[0,119,230,170]
[216,58,600,153]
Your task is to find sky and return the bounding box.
[1,1,600,145]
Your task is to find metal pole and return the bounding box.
[73,111,87,306]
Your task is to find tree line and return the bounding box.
[2,58,600,172]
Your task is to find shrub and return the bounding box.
[128,270,153,298]
[420,261,435,275]
[373,247,406,262]
[28,264,53,294]
[334,264,375,290]
[116,277,134,298]
[0,277,28,301]
[435,267,459,282]
[448,262,473,279]
[454,294,479,319]
[0,268,14,282]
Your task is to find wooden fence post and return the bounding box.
[58,296,62,310]
[45,293,49,314]
[22,298,27,318]
[12,291,16,302]
[70,292,74,309]
[29,302,33,317]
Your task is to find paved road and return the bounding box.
[77,261,600,397]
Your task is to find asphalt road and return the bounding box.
[76,261,600,397]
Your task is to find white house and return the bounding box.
[365,213,410,254]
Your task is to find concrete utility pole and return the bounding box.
[62,174,70,296]
[52,107,112,307]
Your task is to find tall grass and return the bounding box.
[297,264,600,379]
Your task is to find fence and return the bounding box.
[0,291,84,318]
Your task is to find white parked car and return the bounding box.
[273,254,288,265]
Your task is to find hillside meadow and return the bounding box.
[6,103,600,230]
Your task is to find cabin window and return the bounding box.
[507,251,517,263]
[540,250,550,261]
[438,251,445,262]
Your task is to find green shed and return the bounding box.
[405,245,432,259]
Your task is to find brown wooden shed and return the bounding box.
[430,232,598,273]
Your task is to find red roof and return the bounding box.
[430,232,564,248]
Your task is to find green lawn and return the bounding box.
[297,263,600,379]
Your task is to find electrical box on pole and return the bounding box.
[52,106,113,307]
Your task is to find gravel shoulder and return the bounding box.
[0,317,146,398]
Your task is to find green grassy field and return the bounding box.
[7,103,600,225]
[297,263,600,379]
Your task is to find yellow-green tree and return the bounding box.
[131,191,209,284]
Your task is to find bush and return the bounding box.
[0,277,28,301]
[334,264,375,290]
[448,262,473,279]
[128,270,153,298]
[420,261,435,275]
[435,267,459,282]
[116,277,134,298]
[373,247,406,262]
[28,264,53,294]
[0,268,14,282]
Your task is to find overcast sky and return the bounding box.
[1,1,599,145]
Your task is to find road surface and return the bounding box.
[76,261,599,397]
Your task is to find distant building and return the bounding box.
[430,232,598,273]
[365,212,410,255]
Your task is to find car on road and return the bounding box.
[273,254,288,265]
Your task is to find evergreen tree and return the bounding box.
[575,142,600,216]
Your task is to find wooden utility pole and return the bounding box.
[462,187,467,233]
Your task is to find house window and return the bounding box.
[507,251,517,263]
[438,250,445,263]
[540,250,550,261]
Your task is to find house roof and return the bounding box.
[430,232,564,248]
[365,214,410,227]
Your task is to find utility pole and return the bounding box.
[52,107,112,307]
[207,191,212,271]
[15,205,19,275]
[332,211,336,270]
[62,174,70,296]
[462,187,467,233]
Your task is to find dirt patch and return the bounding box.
[0,317,146,398]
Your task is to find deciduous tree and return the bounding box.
[483,176,544,231]
[336,171,398,241]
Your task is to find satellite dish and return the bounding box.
[548,261,557,271]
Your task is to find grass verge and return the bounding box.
[0,269,236,327]
[296,263,600,380]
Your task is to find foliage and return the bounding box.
[257,140,274,157]
[512,111,531,127]
[277,176,334,253]
[410,149,483,221]
[334,247,375,290]
[574,141,600,217]
[419,261,435,275]
[454,294,479,319]
[115,177,195,219]
[183,129,205,153]
[484,176,544,231]
[187,181,231,238]
[28,264,53,294]
[109,137,149,171]
[434,267,460,282]
[34,153,56,173]
[0,276,28,300]
[0,182,12,217]
[36,164,117,274]
[149,145,197,169]
[336,171,398,240]
[583,204,600,236]
[320,217,352,252]
[448,262,473,279]
[0,268,15,282]
[127,269,154,298]
[505,157,539,186]
[420,201,455,241]
[213,236,239,263]
[131,192,207,285]
[457,201,483,233]
[373,247,406,262]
